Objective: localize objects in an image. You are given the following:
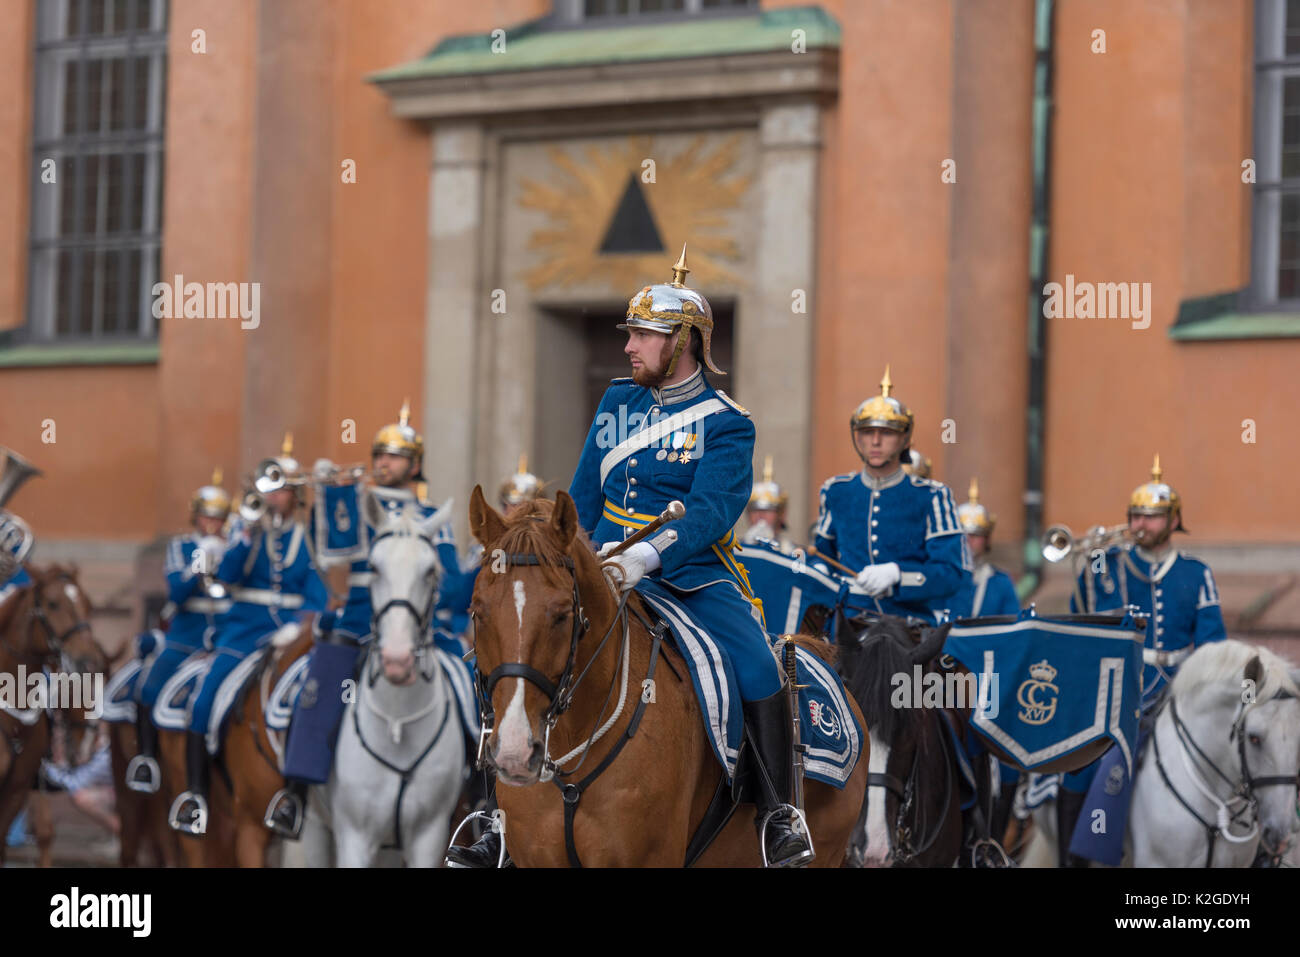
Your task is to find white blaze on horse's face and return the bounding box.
[494,580,537,782]
[862,733,893,867]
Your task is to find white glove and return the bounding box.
[854,562,901,597]
[601,542,661,593]
[597,540,621,559]
[196,535,226,574]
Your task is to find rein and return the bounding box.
[475,549,666,867]
[1151,691,1299,866]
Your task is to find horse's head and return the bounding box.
[362,493,453,686]
[840,615,952,866]
[467,485,603,786]
[23,564,103,673]
[1171,640,1300,857]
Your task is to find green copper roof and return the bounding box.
[369,6,839,83]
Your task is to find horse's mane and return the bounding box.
[493,499,593,589]
[1170,638,1299,706]
[839,616,927,743]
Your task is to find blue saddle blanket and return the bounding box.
[100,630,164,724]
[736,542,843,638]
[636,581,862,789]
[943,611,1144,774]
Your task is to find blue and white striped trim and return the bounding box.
[101,656,149,724]
[265,654,312,732]
[1196,566,1221,609]
[207,647,271,755]
[793,645,861,785]
[925,485,963,539]
[153,652,212,730]
[639,591,739,777]
[435,646,481,738]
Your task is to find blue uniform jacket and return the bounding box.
[311,482,468,638]
[949,562,1021,620]
[1072,546,1226,703]
[214,518,327,649]
[813,469,971,620]
[568,369,757,596]
[162,533,229,650]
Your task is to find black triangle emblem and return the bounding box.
[599,174,665,255]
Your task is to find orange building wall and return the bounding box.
[0,0,35,334]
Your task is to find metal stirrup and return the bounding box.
[445,808,507,868]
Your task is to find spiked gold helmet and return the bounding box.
[902,449,932,479]
[957,477,995,536]
[618,245,725,378]
[1128,454,1186,533]
[372,399,425,477]
[850,365,914,464]
[748,456,788,511]
[190,467,231,520]
[499,454,543,508]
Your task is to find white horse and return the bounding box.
[1024,640,1300,867]
[308,494,465,867]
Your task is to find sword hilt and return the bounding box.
[603,500,685,560]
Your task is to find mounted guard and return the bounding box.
[448,247,821,868]
[741,456,795,553]
[950,478,1020,620]
[125,469,233,793]
[813,367,971,624]
[169,433,328,836]
[265,403,478,839]
[1055,455,1227,866]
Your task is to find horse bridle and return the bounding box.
[4,573,93,667]
[367,527,439,680]
[1152,690,1300,866]
[473,553,593,772]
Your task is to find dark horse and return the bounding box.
[834,612,969,867]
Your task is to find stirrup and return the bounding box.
[445,809,508,868]
[758,804,816,868]
[968,837,1015,869]
[125,755,161,794]
[168,791,209,836]
[264,788,304,840]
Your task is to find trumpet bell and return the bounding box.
[240,490,267,523]
[0,447,43,511]
[1041,525,1073,563]
[253,459,286,495]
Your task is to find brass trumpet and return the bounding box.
[1041,523,1135,563]
[239,489,268,523]
[313,460,369,486]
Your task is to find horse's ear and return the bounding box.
[362,488,386,530]
[912,620,951,664]
[551,490,580,549]
[1244,654,1264,688]
[469,485,507,547]
[420,498,455,539]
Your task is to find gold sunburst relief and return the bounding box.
[518,135,751,293]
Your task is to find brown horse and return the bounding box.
[156,622,315,867]
[464,487,868,867]
[0,563,104,865]
[221,620,315,866]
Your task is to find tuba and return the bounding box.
[1041,523,1135,563]
[0,447,43,566]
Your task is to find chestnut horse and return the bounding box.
[221,621,315,866]
[465,488,868,867]
[157,623,315,867]
[0,564,104,865]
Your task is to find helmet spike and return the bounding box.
[669,244,690,288]
[1151,453,1162,483]
[399,399,411,428]
[763,456,774,485]
[281,432,293,456]
[212,466,223,487]
[968,477,980,505]
[880,365,893,398]
[518,453,528,475]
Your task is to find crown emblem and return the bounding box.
[1028,659,1057,684]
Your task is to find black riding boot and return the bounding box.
[169,731,211,835]
[125,710,161,793]
[265,778,308,840]
[444,789,511,869]
[744,688,814,868]
[990,781,1018,850]
[1055,789,1089,868]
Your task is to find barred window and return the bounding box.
[556,0,754,23]
[26,0,167,342]
[1252,0,1300,306]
